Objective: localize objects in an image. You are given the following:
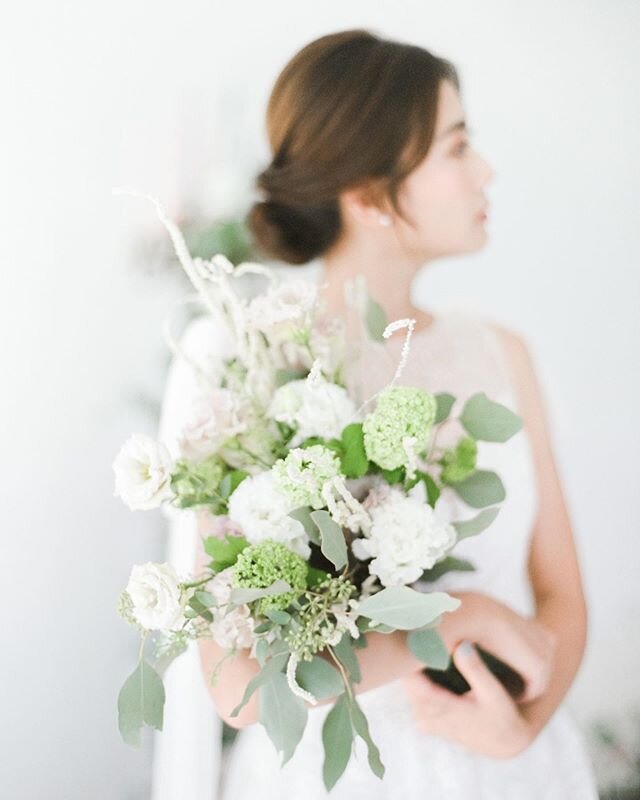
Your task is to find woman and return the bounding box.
[174,28,599,799]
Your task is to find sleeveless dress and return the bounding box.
[219,307,600,800]
[151,305,600,800]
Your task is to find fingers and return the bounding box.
[452,640,513,706]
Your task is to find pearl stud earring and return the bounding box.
[378,213,391,227]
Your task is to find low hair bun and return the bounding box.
[246,198,341,266]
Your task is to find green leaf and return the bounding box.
[348,695,385,779]
[194,590,217,607]
[218,469,249,499]
[332,634,361,684]
[322,694,354,791]
[365,294,388,341]
[310,510,348,570]
[289,506,321,545]
[259,671,308,765]
[187,595,213,622]
[358,586,461,630]
[454,469,505,508]
[406,628,451,670]
[265,609,291,625]
[230,650,288,718]
[460,392,523,442]
[452,506,500,541]
[118,658,165,747]
[307,566,330,588]
[296,657,345,700]
[230,578,292,605]
[204,534,249,571]
[275,367,307,386]
[340,423,369,478]
[420,556,476,582]
[434,393,456,424]
[380,466,405,484]
[407,469,440,508]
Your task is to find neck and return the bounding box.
[317,231,436,332]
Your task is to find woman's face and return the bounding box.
[395,79,494,261]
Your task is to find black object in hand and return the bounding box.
[422,644,526,699]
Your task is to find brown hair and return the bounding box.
[246,28,460,265]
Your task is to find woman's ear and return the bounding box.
[340,180,392,229]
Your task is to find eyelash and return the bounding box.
[453,140,470,157]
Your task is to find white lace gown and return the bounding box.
[152,305,600,800]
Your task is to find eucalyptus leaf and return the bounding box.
[332,634,362,684]
[348,696,385,779]
[310,510,348,570]
[452,506,500,541]
[434,393,456,424]
[194,590,217,607]
[265,609,291,625]
[322,694,354,791]
[289,506,321,545]
[454,469,505,508]
[259,671,308,765]
[230,579,292,605]
[358,586,461,630]
[118,659,165,747]
[406,628,451,670]
[460,392,522,442]
[365,294,388,341]
[420,556,476,582]
[230,650,288,718]
[296,657,345,700]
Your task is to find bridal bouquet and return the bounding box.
[112,189,522,791]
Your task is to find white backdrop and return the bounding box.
[1,1,638,797]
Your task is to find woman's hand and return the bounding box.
[435,591,557,704]
[402,641,535,759]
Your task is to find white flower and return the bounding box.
[246,278,317,336]
[207,568,256,649]
[321,475,371,534]
[227,471,310,558]
[113,434,174,510]
[177,388,247,463]
[267,375,357,447]
[352,483,457,587]
[125,562,186,632]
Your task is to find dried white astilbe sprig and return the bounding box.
[348,316,416,424]
[286,652,318,706]
[112,187,275,408]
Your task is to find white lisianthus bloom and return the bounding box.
[113,434,174,510]
[351,482,457,587]
[207,567,255,649]
[227,471,310,558]
[245,278,317,337]
[267,375,357,447]
[177,388,247,463]
[125,562,186,632]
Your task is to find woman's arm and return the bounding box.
[496,326,589,738]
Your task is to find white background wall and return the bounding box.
[1,1,638,797]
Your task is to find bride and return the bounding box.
[153,28,599,799]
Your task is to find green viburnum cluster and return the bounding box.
[272,444,342,509]
[232,539,308,614]
[363,386,437,470]
[170,454,225,509]
[284,575,357,661]
[440,436,478,484]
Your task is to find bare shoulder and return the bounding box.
[485,320,533,383]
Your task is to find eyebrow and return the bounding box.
[438,120,468,140]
